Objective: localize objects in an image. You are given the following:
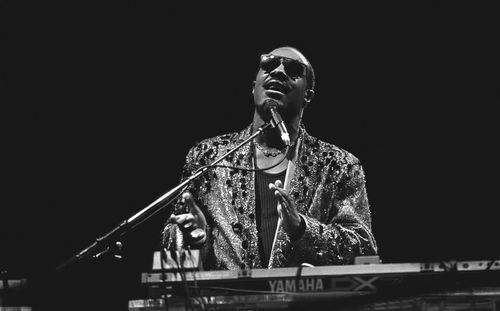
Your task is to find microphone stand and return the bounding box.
[56,122,273,272]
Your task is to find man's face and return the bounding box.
[253,47,310,122]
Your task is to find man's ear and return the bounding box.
[252,81,256,94]
[303,89,315,107]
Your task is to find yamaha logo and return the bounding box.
[268,278,324,292]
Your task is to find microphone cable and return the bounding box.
[192,141,294,175]
[174,248,194,311]
[185,246,208,310]
[159,248,170,311]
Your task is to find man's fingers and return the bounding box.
[268,180,285,195]
[177,213,195,223]
[181,192,207,231]
[275,193,292,217]
[168,213,195,227]
[189,228,207,245]
[269,179,298,224]
[182,192,202,216]
[274,190,285,204]
[269,182,290,207]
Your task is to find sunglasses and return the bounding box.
[259,54,307,79]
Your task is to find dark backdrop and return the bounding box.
[1,1,498,310]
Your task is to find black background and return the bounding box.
[1,1,499,310]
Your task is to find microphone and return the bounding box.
[265,99,291,146]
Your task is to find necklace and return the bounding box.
[254,139,294,157]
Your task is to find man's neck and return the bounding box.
[252,114,301,174]
[252,111,301,149]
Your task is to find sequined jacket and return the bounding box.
[162,124,378,270]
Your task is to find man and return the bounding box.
[162,46,377,270]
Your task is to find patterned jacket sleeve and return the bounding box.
[160,143,214,262]
[291,161,378,265]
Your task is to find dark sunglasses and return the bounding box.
[259,54,307,79]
